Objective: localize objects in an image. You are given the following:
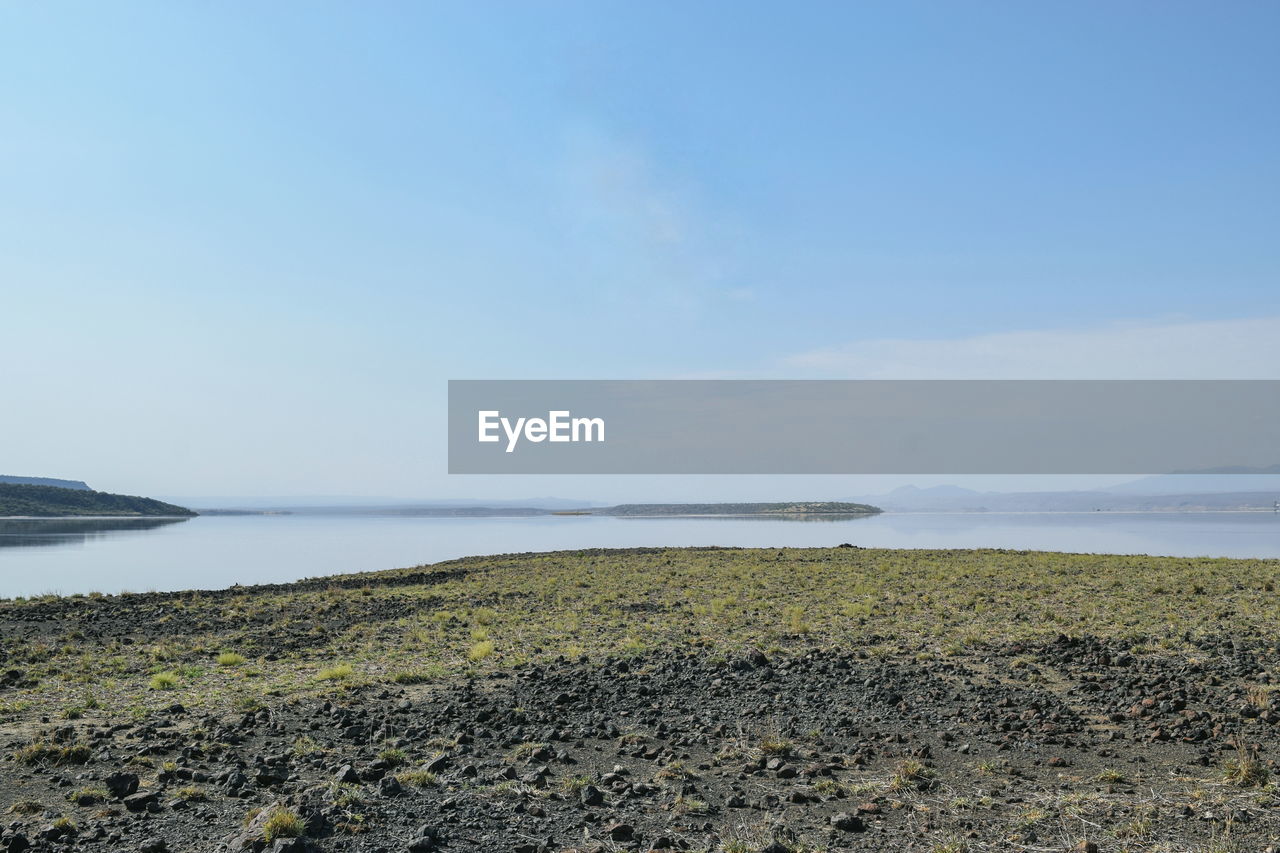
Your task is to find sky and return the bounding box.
[2,2,1278,502]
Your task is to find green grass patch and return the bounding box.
[260,807,304,842]
[316,663,354,681]
[149,671,179,690]
[13,741,92,766]
[467,640,495,662]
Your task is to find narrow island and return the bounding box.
[597,501,881,516]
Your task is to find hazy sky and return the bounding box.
[3,2,1277,501]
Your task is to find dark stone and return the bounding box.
[105,771,140,799]
[605,822,634,842]
[223,769,249,793]
[407,825,441,852]
[830,812,864,832]
[270,839,307,853]
[38,824,69,842]
[123,791,160,813]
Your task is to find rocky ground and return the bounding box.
[1,548,1279,852]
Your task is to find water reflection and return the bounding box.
[0,517,190,549]
[0,512,1276,599]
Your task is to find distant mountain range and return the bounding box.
[845,474,1280,512]
[1103,471,1280,495]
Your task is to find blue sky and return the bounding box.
[2,2,1277,500]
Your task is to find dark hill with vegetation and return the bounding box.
[0,474,90,490]
[0,484,196,517]
[602,501,881,516]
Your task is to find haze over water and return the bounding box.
[1,512,1277,599]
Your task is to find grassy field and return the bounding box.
[1,546,1277,719]
[3,547,1280,851]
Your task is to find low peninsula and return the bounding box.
[598,501,882,516]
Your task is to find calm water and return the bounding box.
[0,512,1278,598]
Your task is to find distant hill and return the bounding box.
[166,495,598,510]
[1105,471,1280,495]
[0,474,90,491]
[843,485,1280,512]
[0,484,196,517]
[602,502,882,516]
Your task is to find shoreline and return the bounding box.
[3,541,1277,603]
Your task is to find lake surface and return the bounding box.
[1,511,1278,598]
